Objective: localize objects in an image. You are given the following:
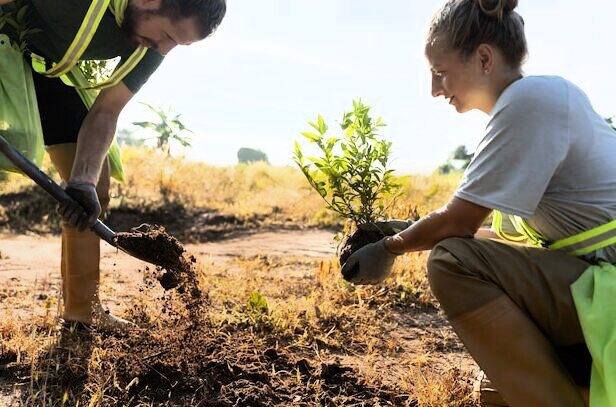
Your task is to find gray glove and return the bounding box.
[357,219,413,236]
[58,182,101,231]
[340,238,399,284]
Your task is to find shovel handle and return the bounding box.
[0,132,117,246]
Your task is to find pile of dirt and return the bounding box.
[0,188,60,234]
[106,204,260,243]
[78,312,408,406]
[0,186,318,243]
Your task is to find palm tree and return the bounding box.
[132,103,193,156]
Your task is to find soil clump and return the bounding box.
[114,224,199,296]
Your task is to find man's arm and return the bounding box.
[0,0,15,5]
[69,82,133,184]
[385,197,492,253]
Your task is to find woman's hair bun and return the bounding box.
[476,0,518,20]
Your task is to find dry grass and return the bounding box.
[1,253,476,406]
[0,146,476,406]
[112,147,338,226]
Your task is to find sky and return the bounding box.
[117,0,616,174]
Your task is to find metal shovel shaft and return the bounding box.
[0,132,117,247]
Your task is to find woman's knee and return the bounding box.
[427,237,502,318]
[427,237,470,295]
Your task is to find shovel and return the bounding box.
[0,132,169,268]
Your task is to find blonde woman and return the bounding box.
[342,0,616,405]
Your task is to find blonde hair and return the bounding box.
[427,0,527,69]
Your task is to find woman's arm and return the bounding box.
[475,227,500,240]
[0,0,16,5]
[385,197,492,253]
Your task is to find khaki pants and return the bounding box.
[427,237,591,406]
[46,143,110,323]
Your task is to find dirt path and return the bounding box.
[0,230,337,316]
[0,229,336,282]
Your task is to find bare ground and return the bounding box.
[0,229,478,406]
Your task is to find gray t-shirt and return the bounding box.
[456,76,616,262]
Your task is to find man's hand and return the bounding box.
[58,182,101,230]
[340,238,399,284]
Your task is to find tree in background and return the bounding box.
[237,147,268,164]
[116,128,144,147]
[437,144,473,174]
[607,117,616,132]
[132,103,193,157]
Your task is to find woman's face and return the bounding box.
[425,43,490,113]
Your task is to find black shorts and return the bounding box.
[32,72,88,146]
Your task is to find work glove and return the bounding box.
[58,182,101,231]
[357,219,413,236]
[340,238,400,285]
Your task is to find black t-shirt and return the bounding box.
[26,0,163,93]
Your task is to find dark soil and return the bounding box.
[0,186,332,241]
[24,306,412,407]
[115,224,200,294]
[338,228,385,265]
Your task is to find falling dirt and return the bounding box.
[114,224,199,294]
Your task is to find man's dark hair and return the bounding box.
[160,0,226,39]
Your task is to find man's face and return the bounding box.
[123,2,201,55]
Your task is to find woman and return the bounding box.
[341,0,616,405]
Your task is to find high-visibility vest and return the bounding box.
[492,210,616,406]
[492,210,616,256]
[30,0,147,90]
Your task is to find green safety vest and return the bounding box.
[29,0,147,90]
[492,211,616,406]
[27,0,149,182]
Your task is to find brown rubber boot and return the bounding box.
[48,143,134,332]
[61,227,134,332]
[451,295,586,407]
[473,371,508,407]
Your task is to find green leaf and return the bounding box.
[301,131,322,142]
[317,115,328,134]
[294,141,303,160]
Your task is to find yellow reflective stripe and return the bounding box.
[568,235,616,257]
[550,219,616,251]
[30,53,47,73]
[509,215,546,247]
[43,0,110,77]
[108,0,128,25]
[83,47,147,90]
[492,211,528,242]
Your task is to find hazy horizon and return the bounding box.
[117,0,616,174]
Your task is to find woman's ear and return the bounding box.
[476,43,495,75]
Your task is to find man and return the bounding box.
[0,0,226,331]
